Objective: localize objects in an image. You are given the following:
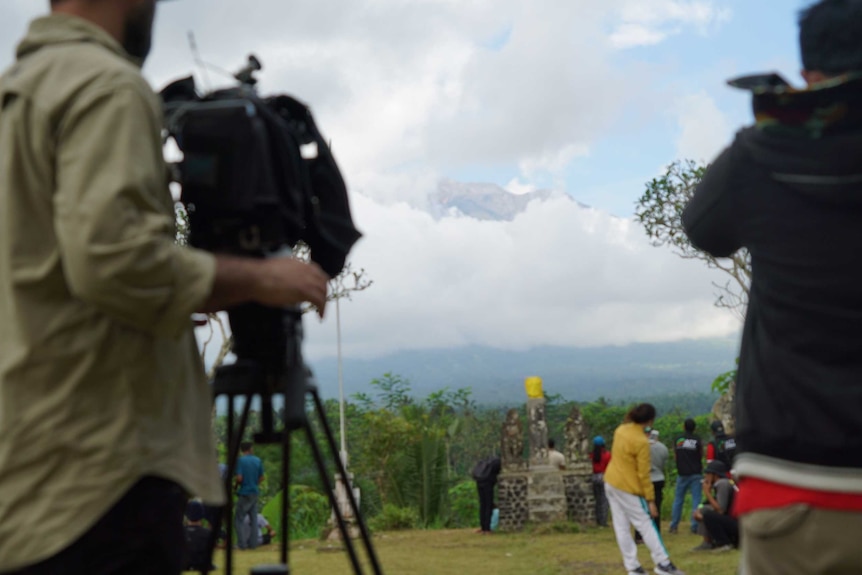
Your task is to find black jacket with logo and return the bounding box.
[683,75,862,470]
[710,434,737,468]
[674,431,703,476]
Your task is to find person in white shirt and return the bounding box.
[548,438,566,470]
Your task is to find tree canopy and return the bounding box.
[634,160,750,319]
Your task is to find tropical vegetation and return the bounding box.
[215,373,720,540]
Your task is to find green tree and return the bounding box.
[262,485,330,541]
[580,401,628,446]
[635,160,743,402]
[447,406,504,478]
[349,374,483,527]
[402,427,449,526]
[350,406,414,507]
[446,480,480,528]
[711,358,738,395]
[635,160,750,319]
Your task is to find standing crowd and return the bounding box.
[597,407,740,575]
[473,405,739,575]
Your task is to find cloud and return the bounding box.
[0,1,742,363]
[504,178,538,196]
[0,0,732,201]
[302,193,740,360]
[674,91,733,163]
[192,191,741,363]
[611,0,731,49]
[519,144,591,180]
[142,1,726,199]
[610,24,669,49]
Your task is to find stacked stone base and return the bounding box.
[498,473,529,531]
[528,467,567,523]
[498,462,595,531]
[563,462,596,524]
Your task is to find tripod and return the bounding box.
[204,306,383,575]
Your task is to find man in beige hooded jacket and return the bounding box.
[0,1,330,573]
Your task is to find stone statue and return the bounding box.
[712,380,736,434]
[501,408,525,471]
[564,405,591,464]
[527,398,549,465]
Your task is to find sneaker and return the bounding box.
[690,525,698,534]
[655,561,686,575]
[690,541,714,552]
[668,526,678,535]
[628,568,647,575]
[712,544,734,553]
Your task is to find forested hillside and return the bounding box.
[308,338,737,403]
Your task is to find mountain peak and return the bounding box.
[428,180,584,221]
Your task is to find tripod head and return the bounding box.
[212,305,310,441]
[235,54,263,86]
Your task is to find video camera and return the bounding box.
[161,55,361,374]
[162,54,361,272]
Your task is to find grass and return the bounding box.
[196,527,740,575]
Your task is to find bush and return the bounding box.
[353,475,382,520]
[262,485,330,541]
[445,480,478,528]
[368,504,418,532]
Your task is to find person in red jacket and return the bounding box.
[592,436,612,527]
[705,421,737,469]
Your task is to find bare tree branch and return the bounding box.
[635,160,750,317]
[176,208,373,374]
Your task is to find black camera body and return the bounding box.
[162,56,361,277]
[162,57,361,378]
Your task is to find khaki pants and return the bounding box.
[742,505,862,575]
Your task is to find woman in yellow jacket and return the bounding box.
[604,404,685,575]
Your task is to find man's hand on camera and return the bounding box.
[201,255,329,317]
[252,258,328,317]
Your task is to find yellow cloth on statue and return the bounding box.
[525,376,543,398]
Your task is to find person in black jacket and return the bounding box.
[473,456,501,534]
[682,2,862,572]
[706,421,736,469]
[669,419,702,534]
[183,501,216,572]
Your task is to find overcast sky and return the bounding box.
[1,1,809,361]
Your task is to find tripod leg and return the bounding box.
[302,421,366,574]
[309,388,384,575]
[224,396,235,574]
[281,430,290,565]
[223,394,253,575]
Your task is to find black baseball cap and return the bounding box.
[705,460,729,477]
[185,500,205,522]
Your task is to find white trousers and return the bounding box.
[605,482,670,571]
